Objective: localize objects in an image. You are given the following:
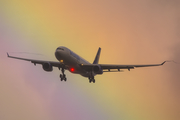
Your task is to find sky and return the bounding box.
[0,0,180,120]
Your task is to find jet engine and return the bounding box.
[92,65,103,74]
[42,62,53,72]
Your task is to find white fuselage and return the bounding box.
[55,46,92,77]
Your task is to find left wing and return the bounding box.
[7,53,63,68]
[80,61,166,71]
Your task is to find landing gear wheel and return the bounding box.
[89,78,95,83]
[60,74,67,81]
[60,74,62,78]
[60,74,63,81]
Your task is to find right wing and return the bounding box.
[7,53,64,68]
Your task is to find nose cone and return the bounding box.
[55,50,62,61]
[55,47,67,61]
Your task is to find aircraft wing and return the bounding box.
[7,53,62,68]
[80,61,166,71]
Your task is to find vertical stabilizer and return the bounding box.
[93,47,101,64]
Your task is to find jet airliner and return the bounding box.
[7,46,166,83]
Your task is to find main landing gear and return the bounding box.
[89,76,95,83]
[60,68,67,81]
[88,71,95,83]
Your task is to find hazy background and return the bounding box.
[0,0,180,120]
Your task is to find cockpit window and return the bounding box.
[57,48,64,51]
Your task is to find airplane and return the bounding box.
[7,46,166,83]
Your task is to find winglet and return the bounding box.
[7,52,9,57]
[161,61,166,65]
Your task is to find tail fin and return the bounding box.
[93,47,101,64]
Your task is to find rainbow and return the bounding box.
[0,1,178,120]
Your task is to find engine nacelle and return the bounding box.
[92,65,103,74]
[42,62,53,72]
